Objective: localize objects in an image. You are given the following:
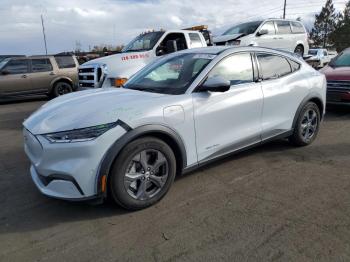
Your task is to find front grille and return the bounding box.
[327,80,350,91]
[78,64,105,88]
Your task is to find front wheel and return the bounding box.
[289,102,321,146]
[109,137,176,210]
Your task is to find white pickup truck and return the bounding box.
[78,26,212,88]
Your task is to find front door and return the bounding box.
[192,52,264,162]
[0,59,32,94]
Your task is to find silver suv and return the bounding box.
[214,19,309,57]
[0,55,79,99]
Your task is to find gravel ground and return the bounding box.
[0,98,349,262]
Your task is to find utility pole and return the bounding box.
[283,0,287,19]
[41,14,48,55]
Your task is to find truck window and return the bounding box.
[276,21,292,34]
[156,33,187,56]
[189,33,203,47]
[260,21,276,35]
[291,22,305,34]
[54,56,76,69]
[3,59,29,74]
[31,59,53,72]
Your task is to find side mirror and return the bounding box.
[200,76,231,92]
[166,40,178,54]
[156,48,165,56]
[257,29,268,36]
[1,70,9,75]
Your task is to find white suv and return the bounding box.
[214,19,309,57]
[23,46,325,210]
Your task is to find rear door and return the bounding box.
[0,59,32,94]
[275,21,294,51]
[256,52,305,138]
[30,58,56,91]
[192,52,264,162]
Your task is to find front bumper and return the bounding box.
[327,89,350,104]
[24,126,127,200]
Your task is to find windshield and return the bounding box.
[308,50,318,55]
[122,31,165,52]
[124,53,215,95]
[332,52,350,67]
[0,58,10,70]
[223,21,262,35]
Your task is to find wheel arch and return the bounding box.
[292,93,325,129]
[49,77,74,93]
[96,124,187,197]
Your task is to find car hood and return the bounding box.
[320,65,350,81]
[23,88,166,134]
[82,50,155,78]
[213,33,245,44]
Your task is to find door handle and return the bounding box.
[21,75,27,78]
[49,72,56,75]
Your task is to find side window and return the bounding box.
[288,59,300,72]
[208,53,253,86]
[257,53,292,80]
[54,56,76,69]
[276,21,292,34]
[260,21,276,35]
[323,51,328,56]
[3,59,29,74]
[291,22,305,34]
[157,33,188,56]
[189,33,203,47]
[31,59,53,72]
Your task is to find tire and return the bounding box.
[109,137,177,210]
[289,102,321,146]
[294,45,304,58]
[51,81,73,98]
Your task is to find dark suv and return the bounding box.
[0,55,79,99]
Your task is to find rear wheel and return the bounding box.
[294,45,304,57]
[289,102,320,146]
[51,81,73,97]
[109,137,176,210]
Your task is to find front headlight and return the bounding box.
[43,122,117,143]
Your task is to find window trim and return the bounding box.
[254,52,301,81]
[193,51,257,92]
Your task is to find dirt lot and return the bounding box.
[0,98,349,262]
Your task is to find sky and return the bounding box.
[0,0,348,55]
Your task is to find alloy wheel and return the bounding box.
[123,149,168,200]
[300,109,318,142]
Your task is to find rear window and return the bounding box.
[54,56,76,69]
[276,21,292,34]
[257,53,292,80]
[31,59,53,72]
[291,22,305,34]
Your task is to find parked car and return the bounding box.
[23,46,326,210]
[306,48,337,68]
[213,19,309,57]
[78,26,212,89]
[320,48,350,105]
[0,55,79,99]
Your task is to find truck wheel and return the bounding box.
[109,137,176,210]
[289,102,320,146]
[294,45,304,58]
[52,81,73,97]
